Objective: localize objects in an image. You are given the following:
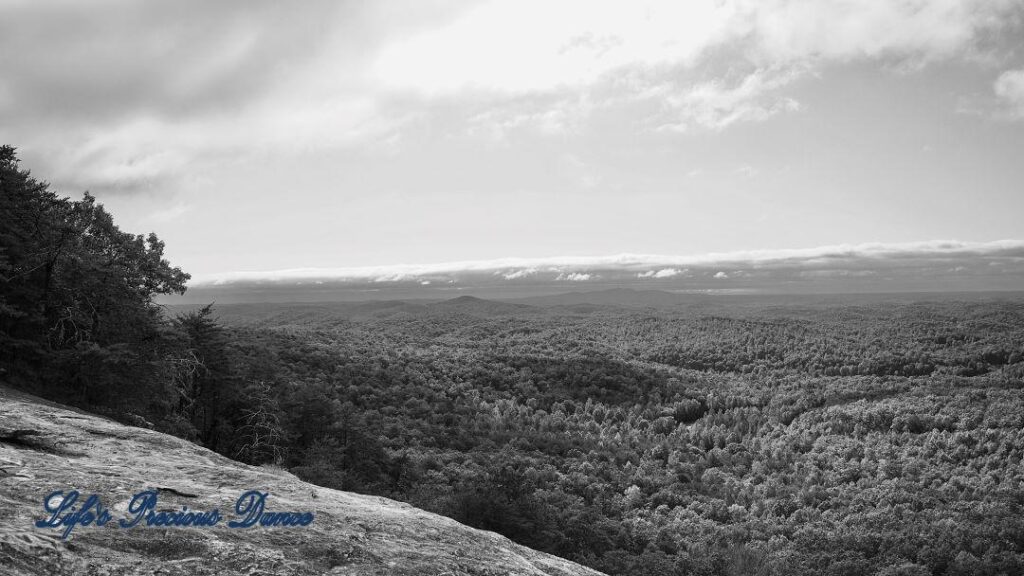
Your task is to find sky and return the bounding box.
[2,0,1024,296]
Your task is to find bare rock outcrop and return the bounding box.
[0,386,605,576]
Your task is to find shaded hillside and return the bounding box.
[0,386,605,576]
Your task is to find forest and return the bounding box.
[3,146,1024,576]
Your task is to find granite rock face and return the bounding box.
[0,387,605,576]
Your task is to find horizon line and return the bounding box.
[187,238,1024,286]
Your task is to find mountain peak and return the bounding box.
[447,295,485,303]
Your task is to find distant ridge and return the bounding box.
[162,289,1024,326]
[429,295,539,316]
[510,288,692,308]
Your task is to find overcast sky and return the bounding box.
[2,0,1024,286]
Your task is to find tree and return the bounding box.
[0,145,190,422]
[175,304,235,444]
[232,380,285,465]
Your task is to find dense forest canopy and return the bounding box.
[3,148,1024,576]
[200,298,1024,576]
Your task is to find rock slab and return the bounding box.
[0,387,605,576]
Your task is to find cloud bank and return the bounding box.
[179,240,1024,301]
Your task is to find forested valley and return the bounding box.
[3,146,1024,576]
[185,298,1024,576]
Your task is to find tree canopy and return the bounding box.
[1,145,189,421]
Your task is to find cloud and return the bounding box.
[557,272,593,282]
[638,268,683,279]
[376,1,1021,96]
[994,68,1024,119]
[373,0,741,95]
[35,95,398,193]
[0,0,404,193]
[0,1,351,124]
[189,239,1024,285]
[3,0,1022,198]
[713,271,730,279]
[740,0,1023,66]
[373,0,1024,131]
[468,106,574,140]
[654,67,803,131]
[499,268,540,280]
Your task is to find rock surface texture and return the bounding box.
[0,387,605,576]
